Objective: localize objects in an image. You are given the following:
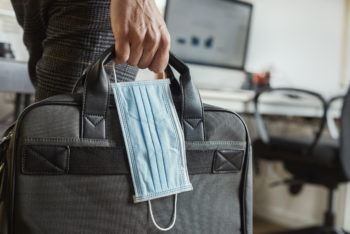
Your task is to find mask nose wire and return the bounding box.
[148,194,178,232]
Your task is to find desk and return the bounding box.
[0,58,34,93]
[0,59,34,119]
[199,89,342,118]
[0,59,342,119]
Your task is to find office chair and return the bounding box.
[253,87,350,234]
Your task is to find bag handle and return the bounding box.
[81,45,205,141]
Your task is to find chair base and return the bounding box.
[272,226,349,234]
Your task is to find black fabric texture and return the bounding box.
[22,145,69,175]
[14,174,242,234]
[6,98,251,234]
[21,145,245,175]
[21,105,80,139]
[2,63,252,233]
[213,150,244,173]
[203,109,246,142]
[8,97,251,234]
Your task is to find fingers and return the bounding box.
[149,32,170,73]
[127,28,145,66]
[115,35,130,64]
[138,29,160,69]
[113,23,170,72]
[110,0,171,72]
[116,28,170,73]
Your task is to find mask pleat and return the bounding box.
[112,80,192,205]
[150,87,178,189]
[143,86,169,190]
[128,86,156,193]
[119,87,151,194]
[134,86,162,192]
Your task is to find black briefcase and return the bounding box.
[0,47,252,234]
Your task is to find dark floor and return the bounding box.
[254,216,287,234]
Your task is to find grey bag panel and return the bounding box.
[19,101,247,143]
[14,175,147,234]
[203,110,247,142]
[7,95,252,234]
[0,142,8,234]
[1,124,17,234]
[149,174,242,234]
[243,145,253,234]
[19,104,124,143]
[14,174,241,234]
[20,105,80,139]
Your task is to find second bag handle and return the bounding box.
[81,45,205,141]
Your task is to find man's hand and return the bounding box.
[111,0,170,73]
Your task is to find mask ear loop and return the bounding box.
[112,62,118,83]
[148,194,178,232]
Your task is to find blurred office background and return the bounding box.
[1,0,349,233]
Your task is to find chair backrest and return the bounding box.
[340,86,350,180]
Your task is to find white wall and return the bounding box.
[247,1,350,230]
[159,0,347,97]
[0,3,29,61]
[246,0,345,98]
[345,0,350,88]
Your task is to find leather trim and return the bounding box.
[22,145,69,175]
[21,145,243,175]
[81,49,111,139]
[213,150,244,173]
[82,114,106,139]
[81,47,205,141]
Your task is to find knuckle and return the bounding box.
[138,63,148,69]
[127,61,138,67]
[116,27,129,40]
[146,31,159,44]
[135,34,144,43]
[160,34,171,49]
[117,53,128,63]
[150,64,162,73]
[138,57,151,69]
[132,30,145,43]
[117,29,128,39]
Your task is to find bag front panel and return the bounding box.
[10,97,250,234]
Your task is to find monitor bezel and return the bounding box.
[164,0,253,71]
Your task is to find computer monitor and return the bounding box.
[165,0,253,70]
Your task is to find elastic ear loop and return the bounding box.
[148,194,178,232]
[112,62,118,83]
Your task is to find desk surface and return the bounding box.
[0,59,34,93]
[0,59,342,118]
[199,89,342,118]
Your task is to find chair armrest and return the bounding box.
[253,87,327,151]
[326,95,344,139]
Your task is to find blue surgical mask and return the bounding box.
[111,79,193,231]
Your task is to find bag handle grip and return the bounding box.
[81,46,204,141]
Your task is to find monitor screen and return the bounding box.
[165,0,253,70]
